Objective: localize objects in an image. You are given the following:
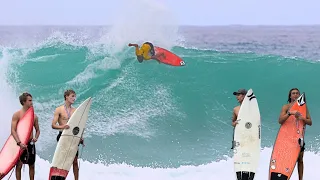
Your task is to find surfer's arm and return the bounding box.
[128,43,139,47]
[11,112,21,143]
[278,105,290,124]
[231,108,237,127]
[34,115,40,140]
[51,108,64,130]
[300,106,312,126]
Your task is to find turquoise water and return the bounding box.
[0,25,320,179]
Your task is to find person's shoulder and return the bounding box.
[281,103,290,111]
[12,110,20,118]
[11,109,22,121]
[282,103,290,108]
[55,105,64,112]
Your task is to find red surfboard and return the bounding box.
[269,93,307,180]
[0,107,34,179]
[154,46,185,66]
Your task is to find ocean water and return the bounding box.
[1,5,320,180]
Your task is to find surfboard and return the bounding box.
[154,46,185,66]
[269,93,307,180]
[233,89,261,180]
[0,107,35,179]
[48,97,92,180]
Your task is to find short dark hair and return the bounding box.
[64,89,76,100]
[19,92,32,105]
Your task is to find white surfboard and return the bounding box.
[233,89,261,180]
[49,97,92,179]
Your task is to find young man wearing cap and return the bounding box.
[231,89,247,127]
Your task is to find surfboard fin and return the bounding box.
[298,138,304,147]
[236,171,255,180]
[270,172,288,180]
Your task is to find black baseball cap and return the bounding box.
[233,89,247,95]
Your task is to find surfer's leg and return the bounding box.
[73,154,79,180]
[29,164,35,180]
[297,151,304,180]
[154,52,165,59]
[15,161,22,180]
[28,143,36,180]
[151,53,163,63]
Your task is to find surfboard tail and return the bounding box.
[269,172,288,180]
[49,167,69,180]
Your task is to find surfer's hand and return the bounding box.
[63,124,70,129]
[80,138,85,146]
[289,110,297,115]
[128,43,137,47]
[295,112,302,119]
[19,143,27,149]
[232,121,238,127]
[32,138,38,142]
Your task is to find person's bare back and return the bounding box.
[233,106,240,117]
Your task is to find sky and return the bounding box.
[0,0,319,26]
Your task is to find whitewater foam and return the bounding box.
[3,147,319,180]
[0,48,20,148]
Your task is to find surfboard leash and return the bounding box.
[6,167,14,180]
[79,145,84,169]
[231,127,235,149]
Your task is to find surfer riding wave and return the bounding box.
[128,42,165,63]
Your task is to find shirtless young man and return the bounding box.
[51,89,83,180]
[11,92,40,180]
[278,88,312,180]
[231,89,247,127]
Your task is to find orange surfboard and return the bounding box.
[154,46,185,66]
[0,107,35,179]
[269,93,307,180]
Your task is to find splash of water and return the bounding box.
[0,49,20,148]
[99,0,183,55]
